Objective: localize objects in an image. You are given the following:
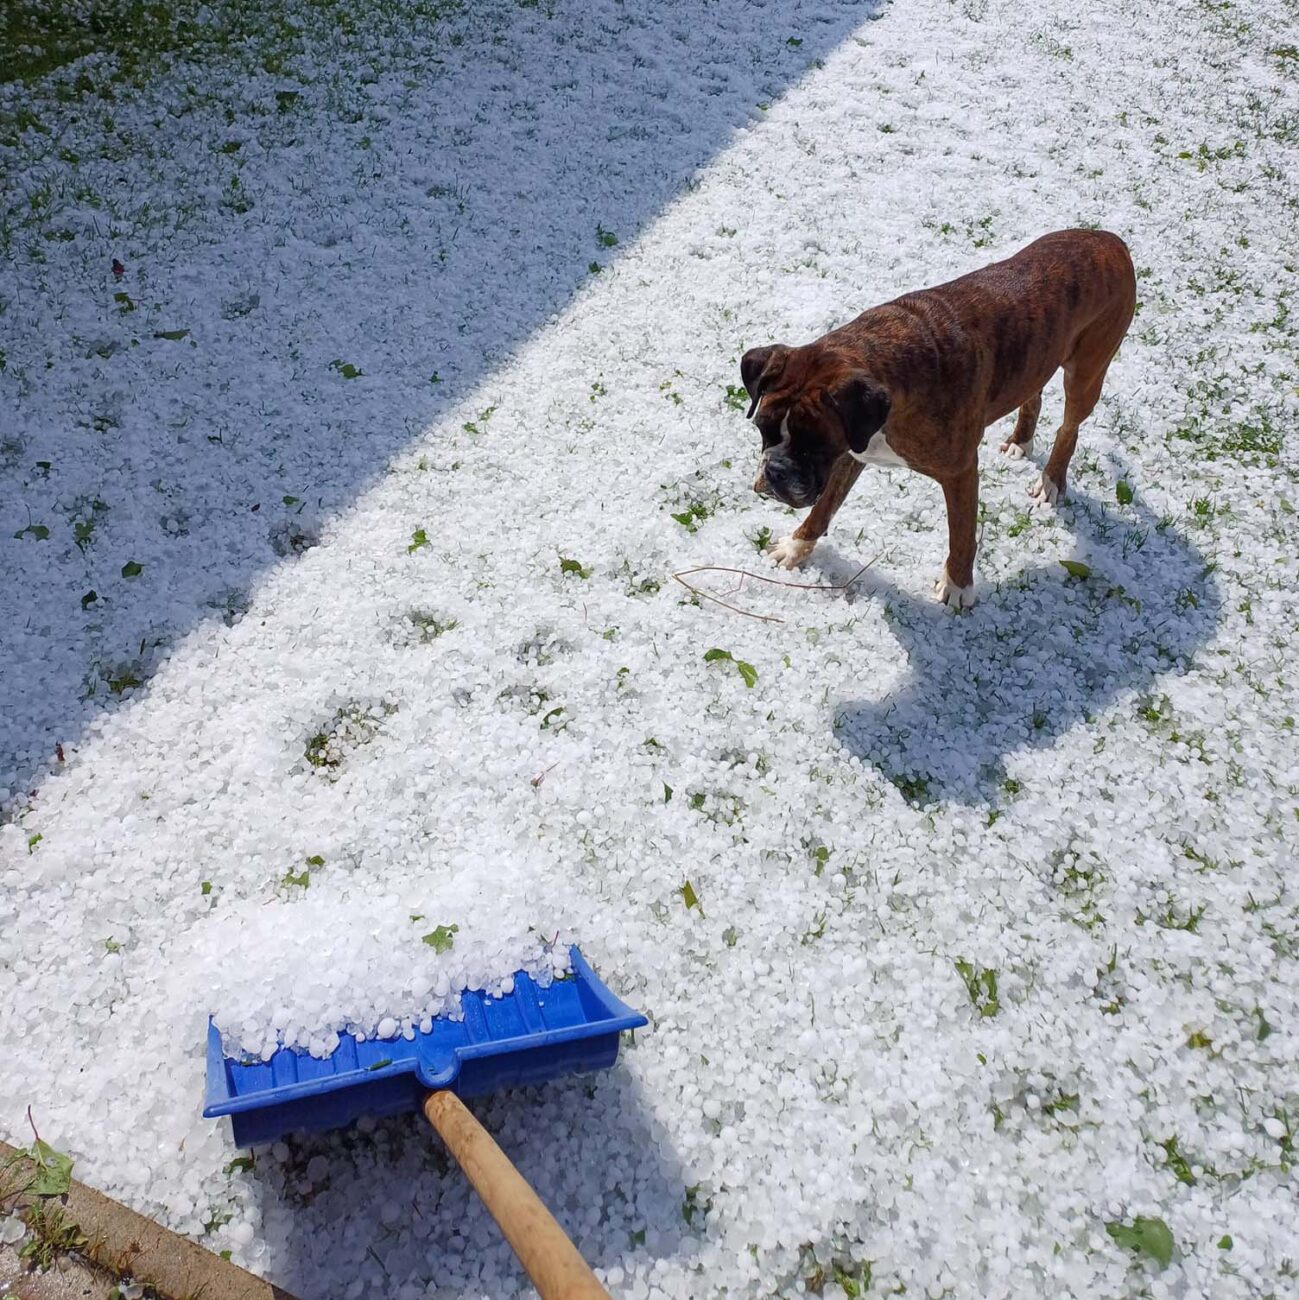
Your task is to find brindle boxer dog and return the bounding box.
[742,229,1136,608]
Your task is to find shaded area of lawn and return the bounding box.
[0,0,876,807]
[1,0,459,85]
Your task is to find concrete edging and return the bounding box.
[1,1140,296,1300]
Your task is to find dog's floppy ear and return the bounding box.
[740,344,790,418]
[828,374,891,454]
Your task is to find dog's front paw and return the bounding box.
[768,535,816,570]
[1028,473,1062,507]
[999,437,1033,460]
[934,566,977,610]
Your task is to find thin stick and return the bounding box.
[672,549,890,624]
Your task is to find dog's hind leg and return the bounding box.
[1030,367,1100,505]
[999,391,1041,459]
[1031,293,1134,506]
[1030,354,1114,506]
[768,455,865,569]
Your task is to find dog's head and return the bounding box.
[741,344,891,508]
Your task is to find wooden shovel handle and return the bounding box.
[423,1090,610,1300]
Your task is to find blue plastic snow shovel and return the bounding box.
[204,946,645,1299]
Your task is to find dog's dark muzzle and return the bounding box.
[758,455,820,509]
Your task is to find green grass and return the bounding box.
[955,958,1000,1017]
[2,0,294,85]
[889,771,932,806]
[17,1198,87,1269]
[303,701,395,773]
[406,610,458,642]
[1,0,464,86]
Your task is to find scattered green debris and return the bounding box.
[24,1137,74,1198]
[1059,559,1092,580]
[679,880,701,914]
[329,359,362,379]
[670,500,712,532]
[422,924,458,954]
[120,559,143,578]
[1116,479,1134,505]
[1006,509,1033,538]
[704,647,757,688]
[1160,1136,1196,1185]
[559,556,592,579]
[1106,1215,1174,1268]
[407,527,429,554]
[462,403,498,436]
[281,868,309,888]
[955,959,1000,1017]
[681,1184,710,1225]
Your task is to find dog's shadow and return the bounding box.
[824,487,1219,806]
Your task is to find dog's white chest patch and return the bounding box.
[849,430,909,468]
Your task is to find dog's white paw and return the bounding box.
[934,566,977,610]
[999,437,1032,460]
[768,535,816,570]
[1028,474,1061,507]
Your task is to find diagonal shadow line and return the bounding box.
[824,483,1221,807]
[0,0,884,812]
